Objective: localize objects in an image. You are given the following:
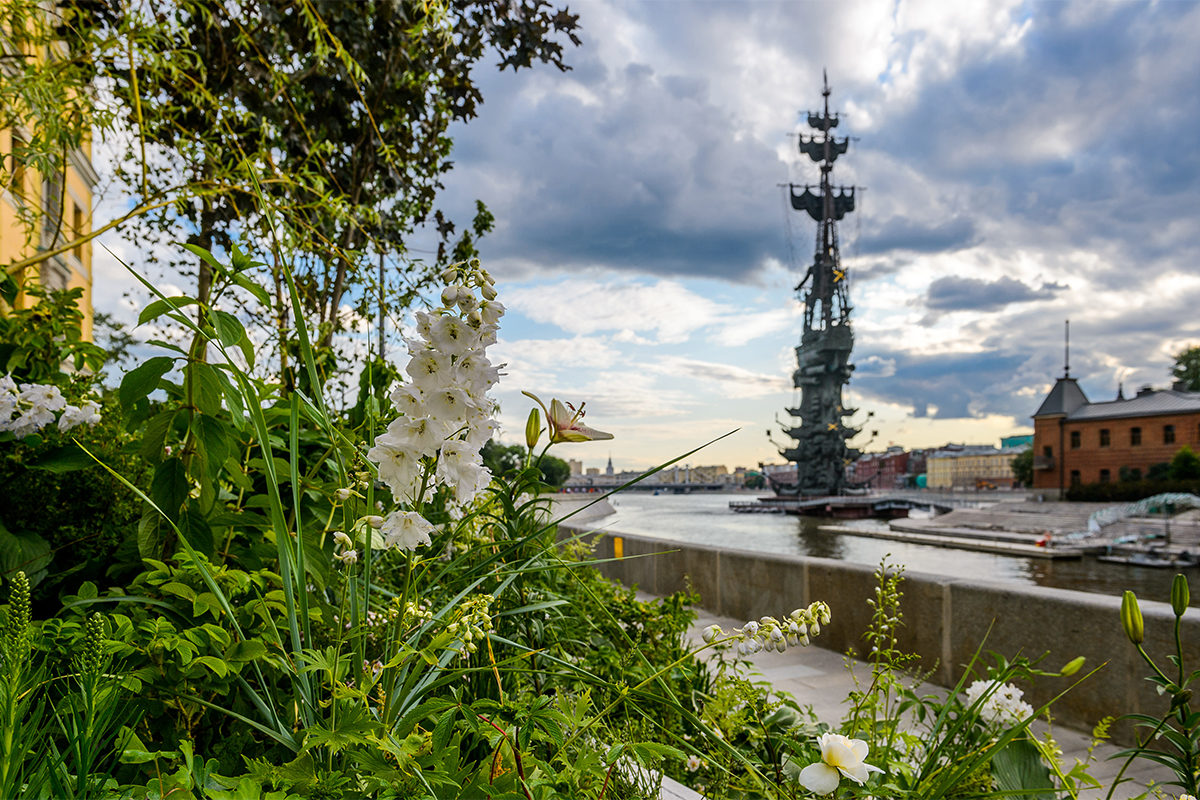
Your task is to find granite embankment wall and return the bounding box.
[559,522,1199,742]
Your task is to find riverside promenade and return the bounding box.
[657,604,1174,800]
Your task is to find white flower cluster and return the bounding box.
[701,601,831,656]
[366,262,504,552]
[447,594,493,660]
[0,376,101,438]
[963,679,1034,725]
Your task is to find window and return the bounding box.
[1099,469,1111,483]
[1070,431,1081,449]
[1100,429,1110,447]
[72,204,84,261]
[1070,470,1081,487]
[1043,445,1053,458]
[1131,427,1142,446]
[1165,424,1176,444]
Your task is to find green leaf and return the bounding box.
[151,458,189,523]
[232,273,271,306]
[193,655,230,678]
[0,520,52,586]
[190,362,226,417]
[213,310,246,348]
[195,415,233,479]
[139,409,177,461]
[159,581,197,601]
[991,738,1055,799]
[119,356,175,408]
[226,640,269,663]
[138,296,199,326]
[30,443,94,473]
[432,708,457,753]
[137,512,163,559]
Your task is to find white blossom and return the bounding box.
[380,510,436,551]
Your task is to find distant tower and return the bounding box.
[775,73,860,496]
[605,455,614,477]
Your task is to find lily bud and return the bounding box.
[1172,573,1190,617]
[1121,590,1144,644]
[1059,656,1085,676]
[525,407,541,449]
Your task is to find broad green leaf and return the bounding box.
[119,356,175,408]
[190,362,226,417]
[192,655,230,678]
[31,443,94,473]
[226,640,269,662]
[138,296,199,326]
[151,458,189,523]
[0,520,52,586]
[213,310,246,348]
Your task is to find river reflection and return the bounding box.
[597,491,1191,606]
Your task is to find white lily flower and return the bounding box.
[798,733,881,794]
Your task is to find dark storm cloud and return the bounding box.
[924,276,1064,313]
[858,215,977,255]
[852,348,1030,420]
[443,49,788,282]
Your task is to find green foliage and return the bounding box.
[1110,574,1200,796]
[1173,344,1200,391]
[1009,448,1033,486]
[1170,445,1200,481]
[0,285,106,383]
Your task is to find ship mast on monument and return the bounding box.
[774,73,860,496]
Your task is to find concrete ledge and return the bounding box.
[561,522,1200,742]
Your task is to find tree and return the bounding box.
[1170,446,1200,481]
[539,455,570,489]
[1010,449,1033,487]
[1173,345,1200,391]
[5,0,580,378]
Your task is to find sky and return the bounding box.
[93,0,1200,474]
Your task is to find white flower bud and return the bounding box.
[333,531,353,548]
[335,487,353,501]
[481,282,497,301]
[441,267,459,284]
[441,286,459,307]
[364,515,384,529]
[701,624,722,643]
[743,621,759,636]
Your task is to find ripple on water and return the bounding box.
[596,492,1193,605]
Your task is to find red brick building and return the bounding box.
[846,447,910,489]
[1032,377,1200,494]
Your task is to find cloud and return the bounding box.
[858,215,978,255]
[923,275,1066,313]
[652,356,788,398]
[504,277,726,342]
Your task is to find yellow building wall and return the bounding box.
[2,35,96,341]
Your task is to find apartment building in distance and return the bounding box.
[1032,375,1200,494]
[925,442,1028,490]
[2,17,98,338]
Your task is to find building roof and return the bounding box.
[1033,377,1090,418]
[1065,388,1200,421]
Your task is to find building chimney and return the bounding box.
[1137,385,1155,397]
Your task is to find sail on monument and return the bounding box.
[773,74,861,496]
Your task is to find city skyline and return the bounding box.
[92,1,1200,472]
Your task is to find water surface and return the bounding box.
[596,491,1188,605]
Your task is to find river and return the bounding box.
[594,491,1188,606]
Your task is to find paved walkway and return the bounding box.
[659,603,1179,799]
